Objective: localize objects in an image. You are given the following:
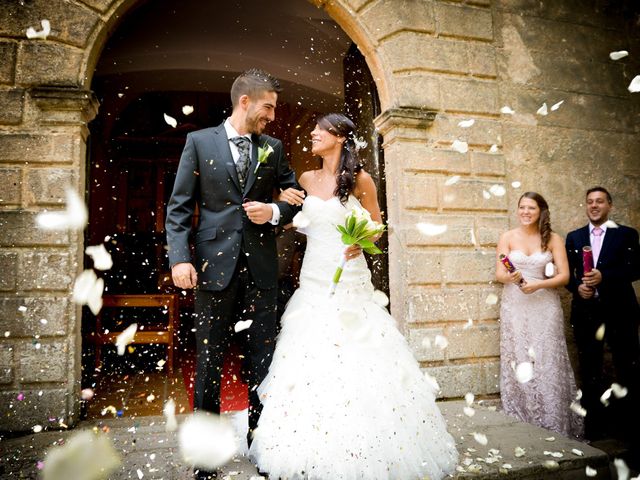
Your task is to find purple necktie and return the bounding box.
[592,227,604,265]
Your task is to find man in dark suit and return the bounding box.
[166,69,300,477]
[566,187,640,452]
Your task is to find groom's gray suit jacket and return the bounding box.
[165,123,298,291]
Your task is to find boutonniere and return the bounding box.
[255,142,274,173]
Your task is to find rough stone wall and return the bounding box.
[0,0,638,430]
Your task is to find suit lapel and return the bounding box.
[212,124,241,192]
[243,134,261,194]
[579,225,590,250]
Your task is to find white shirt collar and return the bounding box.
[224,119,251,142]
[589,222,608,235]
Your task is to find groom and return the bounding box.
[166,69,299,476]
[566,187,640,453]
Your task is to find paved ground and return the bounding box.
[0,400,633,479]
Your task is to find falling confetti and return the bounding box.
[595,323,605,341]
[26,19,51,39]
[115,323,137,356]
[80,389,94,401]
[164,113,178,128]
[500,106,515,115]
[178,412,238,471]
[36,188,88,231]
[489,144,499,153]
[485,293,498,305]
[182,105,194,115]
[164,398,178,432]
[550,100,564,111]
[628,75,640,93]
[41,430,121,480]
[234,320,253,333]
[33,425,43,433]
[515,362,533,383]
[444,175,461,186]
[611,383,628,399]
[434,335,448,350]
[482,190,491,200]
[511,181,521,188]
[489,184,506,197]
[417,223,448,236]
[85,244,113,271]
[610,50,629,60]
[421,337,432,349]
[72,270,104,315]
[536,103,548,116]
[463,406,476,417]
[570,401,587,417]
[458,119,475,128]
[465,392,474,406]
[451,139,469,154]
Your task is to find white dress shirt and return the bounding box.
[224,119,280,225]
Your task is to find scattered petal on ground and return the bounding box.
[472,432,488,446]
[514,447,526,457]
[572,448,584,456]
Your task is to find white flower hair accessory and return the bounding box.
[349,132,368,152]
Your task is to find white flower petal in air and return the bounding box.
[81,388,94,401]
[489,184,506,197]
[570,401,587,417]
[458,119,475,128]
[610,50,629,60]
[36,188,88,231]
[528,347,536,360]
[421,337,432,349]
[72,270,104,315]
[178,412,237,470]
[465,392,474,406]
[611,383,628,399]
[550,100,564,111]
[576,389,583,400]
[424,372,440,393]
[603,219,619,229]
[585,466,597,477]
[485,293,498,305]
[444,175,461,186]
[115,323,137,356]
[452,139,469,154]
[515,362,533,383]
[514,447,526,457]
[614,458,630,480]
[182,105,194,115]
[500,106,515,115]
[292,211,311,229]
[234,320,253,333]
[42,430,121,480]
[164,398,178,432]
[164,113,178,128]
[464,406,476,417]
[489,144,499,153]
[372,290,389,307]
[600,387,612,407]
[537,103,548,116]
[434,335,448,350]
[482,190,491,200]
[544,262,556,278]
[628,75,640,93]
[85,244,113,271]
[595,323,605,341]
[417,222,448,236]
[464,318,473,330]
[26,19,51,40]
[511,181,521,188]
[472,432,488,446]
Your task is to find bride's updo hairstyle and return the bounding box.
[317,113,363,205]
[519,191,552,251]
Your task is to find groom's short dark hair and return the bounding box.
[231,69,282,107]
[586,186,612,204]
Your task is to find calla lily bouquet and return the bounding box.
[255,142,274,173]
[330,206,386,295]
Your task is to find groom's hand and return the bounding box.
[243,201,272,224]
[172,262,197,289]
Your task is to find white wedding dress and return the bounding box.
[248,195,458,480]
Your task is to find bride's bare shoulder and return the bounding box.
[298,170,320,189]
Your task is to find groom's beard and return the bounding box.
[245,109,269,135]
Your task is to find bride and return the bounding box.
[248,113,458,480]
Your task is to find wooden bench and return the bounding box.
[94,294,178,374]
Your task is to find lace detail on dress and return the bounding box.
[500,251,583,438]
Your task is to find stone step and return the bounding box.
[0,401,617,479]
